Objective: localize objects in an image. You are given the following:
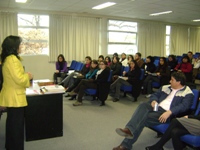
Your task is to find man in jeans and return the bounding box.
[113,72,194,150]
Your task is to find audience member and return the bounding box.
[143,57,170,98]
[127,55,134,65]
[110,60,141,102]
[98,55,104,62]
[146,114,200,150]
[174,55,193,82]
[69,60,110,106]
[113,72,194,150]
[54,54,68,84]
[120,53,128,66]
[65,60,99,99]
[113,53,119,58]
[110,57,122,81]
[167,55,177,70]
[134,52,144,68]
[142,56,156,75]
[60,56,92,88]
[105,56,111,66]
[0,35,33,150]
[187,51,195,64]
[193,54,200,81]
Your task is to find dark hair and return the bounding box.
[98,55,104,60]
[100,60,108,65]
[113,53,118,57]
[168,55,176,62]
[57,54,66,62]
[1,35,22,63]
[129,60,140,70]
[121,53,126,56]
[105,56,111,63]
[112,56,120,63]
[90,59,99,70]
[136,52,142,58]
[146,55,154,63]
[171,72,186,86]
[182,55,190,62]
[187,51,193,55]
[128,55,134,61]
[85,56,92,62]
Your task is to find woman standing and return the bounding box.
[0,35,33,150]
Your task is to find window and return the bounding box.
[108,20,137,55]
[18,14,49,55]
[166,25,171,56]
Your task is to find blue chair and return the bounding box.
[154,59,159,67]
[150,89,199,134]
[180,101,200,148]
[69,60,77,70]
[85,70,113,97]
[120,69,145,97]
[74,62,83,71]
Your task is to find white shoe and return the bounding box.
[145,94,151,98]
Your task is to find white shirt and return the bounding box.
[159,88,179,111]
[120,58,128,67]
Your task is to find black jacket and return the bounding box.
[142,62,156,73]
[110,62,122,76]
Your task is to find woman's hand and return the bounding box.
[123,71,126,76]
[55,70,59,73]
[27,72,33,80]
[156,72,160,76]
[151,100,157,108]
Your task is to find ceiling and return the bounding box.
[1,0,200,26]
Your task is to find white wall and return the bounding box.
[21,55,55,80]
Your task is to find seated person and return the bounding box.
[105,56,111,66]
[174,55,193,82]
[127,55,134,65]
[110,57,122,81]
[142,56,156,75]
[60,56,92,87]
[143,57,170,98]
[187,51,195,64]
[110,60,141,102]
[69,60,110,106]
[65,60,99,99]
[113,72,194,150]
[54,54,68,84]
[134,52,144,68]
[192,54,200,81]
[146,114,200,150]
[98,55,104,62]
[113,52,119,58]
[120,53,128,67]
[167,54,177,70]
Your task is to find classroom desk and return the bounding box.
[25,80,64,141]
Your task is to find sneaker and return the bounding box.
[145,94,151,98]
[73,101,82,106]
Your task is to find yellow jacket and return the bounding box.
[0,55,30,107]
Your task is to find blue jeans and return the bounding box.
[121,102,169,149]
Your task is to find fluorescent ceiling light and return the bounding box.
[92,2,116,10]
[16,0,27,3]
[150,11,172,16]
[193,19,200,22]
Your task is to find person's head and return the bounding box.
[57,54,66,62]
[113,53,118,58]
[159,57,167,66]
[98,55,104,62]
[129,60,139,70]
[187,51,193,59]
[105,56,111,63]
[134,52,142,61]
[182,55,190,63]
[168,55,176,62]
[91,60,98,69]
[121,53,126,59]
[112,56,119,64]
[128,55,134,61]
[170,72,186,88]
[99,60,108,70]
[1,35,22,63]
[146,56,154,63]
[85,56,92,64]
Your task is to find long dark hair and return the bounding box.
[57,54,66,62]
[157,57,168,71]
[1,35,22,63]
[129,60,140,70]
